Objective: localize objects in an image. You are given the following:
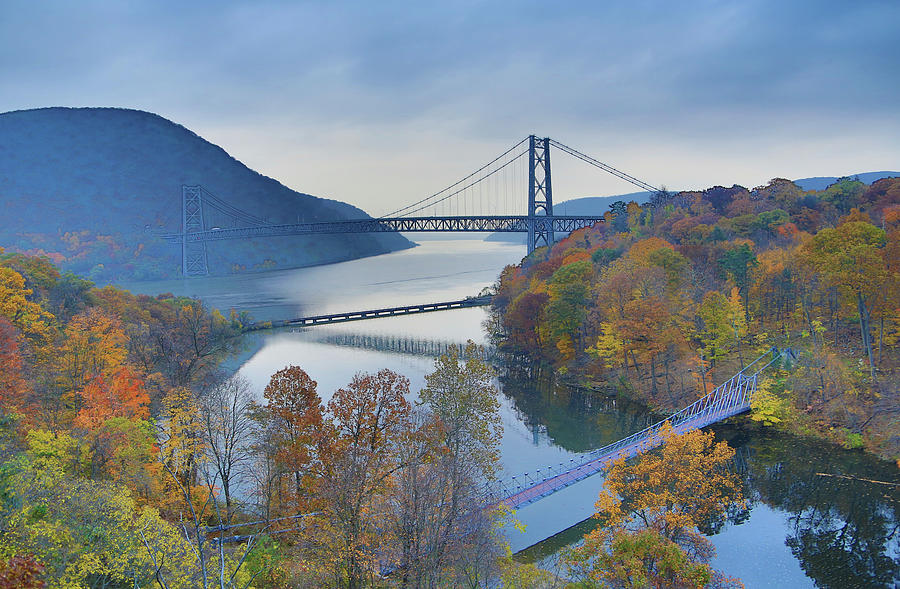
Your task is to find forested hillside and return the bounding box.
[491,176,900,459]
[0,249,512,587]
[0,108,413,282]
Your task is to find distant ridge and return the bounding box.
[793,171,899,191]
[550,172,899,216]
[486,172,899,244]
[0,107,413,281]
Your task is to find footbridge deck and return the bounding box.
[486,348,793,510]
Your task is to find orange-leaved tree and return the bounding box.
[319,369,413,589]
[263,365,324,515]
[0,318,30,415]
[568,422,744,588]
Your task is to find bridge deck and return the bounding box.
[498,404,750,510]
[489,348,791,510]
[247,296,493,330]
[166,215,606,243]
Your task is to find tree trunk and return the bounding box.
[663,355,673,403]
[857,292,876,381]
[629,350,641,380]
[830,288,839,348]
[699,354,709,396]
[733,322,745,369]
[803,301,819,352]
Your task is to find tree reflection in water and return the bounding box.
[499,362,899,587]
[727,430,900,588]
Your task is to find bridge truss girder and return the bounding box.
[166,215,605,244]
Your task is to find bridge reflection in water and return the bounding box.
[307,330,498,362]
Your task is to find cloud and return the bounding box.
[1,0,898,211]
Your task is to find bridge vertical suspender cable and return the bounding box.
[173,135,661,274]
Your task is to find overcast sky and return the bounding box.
[2,0,898,215]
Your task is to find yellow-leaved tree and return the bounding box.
[0,430,251,589]
[568,422,744,588]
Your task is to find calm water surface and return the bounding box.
[123,238,899,588]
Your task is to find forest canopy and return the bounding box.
[491,176,900,459]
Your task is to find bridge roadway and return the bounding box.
[488,348,791,510]
[496,402,751,510]
[165,215,605,242]
[246,296,493,330]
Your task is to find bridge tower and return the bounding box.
[182,185,209,276]
[527,135,553,254]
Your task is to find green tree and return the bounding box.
[697,289,747,367]
[820,178,865,214]
[419,341,502,478]
[546,260,593,362]
[718,243,758,321]
[0,444,242,588]
[804,220,887,379]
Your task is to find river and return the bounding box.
[123,237,899,588]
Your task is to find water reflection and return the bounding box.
[308,330,498,362]
[499,362,659,453]
[731,431,900,588]
[516,425,900,588]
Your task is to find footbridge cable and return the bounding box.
[485,347,794,509]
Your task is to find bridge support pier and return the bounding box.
[527,135,553,255]
[182,185,209,276]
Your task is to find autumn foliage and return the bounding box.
[0,249,246,587]
[569,423,744,588]
[492,177,900,458]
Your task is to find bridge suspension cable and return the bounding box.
[200,186,271,226]
[381,136,529,218]
[394,148,529,217]
[549,138,660,194]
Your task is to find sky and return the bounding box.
[2,0,899,215]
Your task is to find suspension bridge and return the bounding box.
[165,135,660,276]
[484,347,794,510]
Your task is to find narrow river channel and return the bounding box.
[123,237,899,588]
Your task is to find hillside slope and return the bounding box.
[0,107,413,281]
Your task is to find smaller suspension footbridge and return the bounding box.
[485,347,794,510]
[209,347,793,547]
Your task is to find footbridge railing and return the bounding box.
[485,347,793,509]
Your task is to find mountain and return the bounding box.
[0,107,413,282]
